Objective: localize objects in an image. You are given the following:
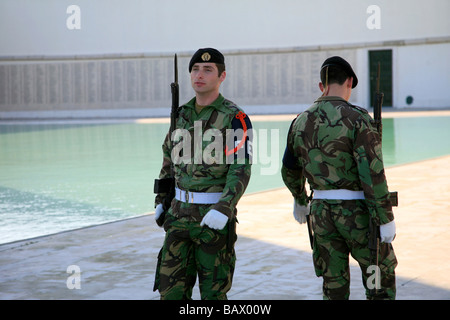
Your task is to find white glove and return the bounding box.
[380,220,396,243]
[200,209,228,230]
[293,200,310,224]
[155,204,164,223]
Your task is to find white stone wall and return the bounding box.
[0,0,449,118]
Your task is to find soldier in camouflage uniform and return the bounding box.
[153,48,252,300]
[282,56,397,300]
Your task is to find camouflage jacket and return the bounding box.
[281,96,394,225]
[155,94,252,219]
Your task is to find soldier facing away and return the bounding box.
[281,56,398,299]
[153,48,252,300]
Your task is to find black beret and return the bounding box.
[189,48,225,72]
[321,56,358,88]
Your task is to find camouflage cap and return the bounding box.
[321,56,358,88]
[189,48,225,72]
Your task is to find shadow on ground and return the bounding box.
[1,215,448,300]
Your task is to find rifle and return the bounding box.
[368,62,398,297]
[153,54,179,227]
[373,62,383,136]
[373,62,398,207]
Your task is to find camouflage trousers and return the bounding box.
[310,199,398,300]
[153,208,237,300]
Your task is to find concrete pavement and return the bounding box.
[1,155,449,300]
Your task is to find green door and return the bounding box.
[369,50,393,107]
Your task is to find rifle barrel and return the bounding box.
[174,54,178,84]
[376,62,380,93]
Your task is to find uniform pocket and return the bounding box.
[199,226,227,255]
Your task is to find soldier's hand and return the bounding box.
[154,204,164,227]
[200,209,228,230]
[380,220,396,243]
[293,200,310,224]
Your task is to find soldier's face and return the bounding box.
[190,63,226,94]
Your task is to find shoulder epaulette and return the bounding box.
[348,102,369,114]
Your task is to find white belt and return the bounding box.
[313,189,365,200]
[175,187,222,204]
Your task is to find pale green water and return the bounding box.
[0,116,449,244]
